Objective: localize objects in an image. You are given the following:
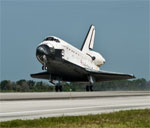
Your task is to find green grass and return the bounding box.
[0,109,150,128]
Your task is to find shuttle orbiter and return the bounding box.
[31,25,135,91]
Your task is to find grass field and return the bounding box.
[0,109,150,128]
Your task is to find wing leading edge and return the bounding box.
[86,69,135,82]
[31,72,50,80]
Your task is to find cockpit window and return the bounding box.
[43,37,60,43]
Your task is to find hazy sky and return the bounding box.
[0,0,149,81]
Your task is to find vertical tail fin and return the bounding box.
[81,25,95,53]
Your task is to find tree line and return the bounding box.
[0,78,149,92]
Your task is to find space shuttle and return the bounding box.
[31,25,135,91]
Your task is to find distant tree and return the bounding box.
[0,78,149,92]
[0,80,12,91]
[27,80,35,90]
[16,79,26,86]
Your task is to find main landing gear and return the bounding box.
[86,84,93,91]
[86,76,95,92]
[49,78,63,92]
[55,85,63,92]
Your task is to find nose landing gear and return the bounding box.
[42,65,47,70]
[42,55,48,70]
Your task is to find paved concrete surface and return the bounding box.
[0,91,149,101]
[0,91,149,121]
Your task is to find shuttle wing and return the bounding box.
[31,72,50,80]
[31,68,135,82]
[31,59,135,82]
[86,69,135,82]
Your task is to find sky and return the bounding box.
[0,0,149,81]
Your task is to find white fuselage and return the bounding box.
[38,36,105,71]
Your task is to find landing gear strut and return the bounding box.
[86,76,95,92]
[42,55,47,70]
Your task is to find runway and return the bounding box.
[0,91,149,101]
[0,91,150,121]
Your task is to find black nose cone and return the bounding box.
[36,45,50,56]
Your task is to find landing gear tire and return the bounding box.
[59,85,62,92]
[90,85,93,91]
[55,85,59,92]
[86,85,90,91]
[86,85,93,91]
[42,65,47,70]
[55,85,63,92]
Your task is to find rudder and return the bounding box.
[81,25,95,53]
